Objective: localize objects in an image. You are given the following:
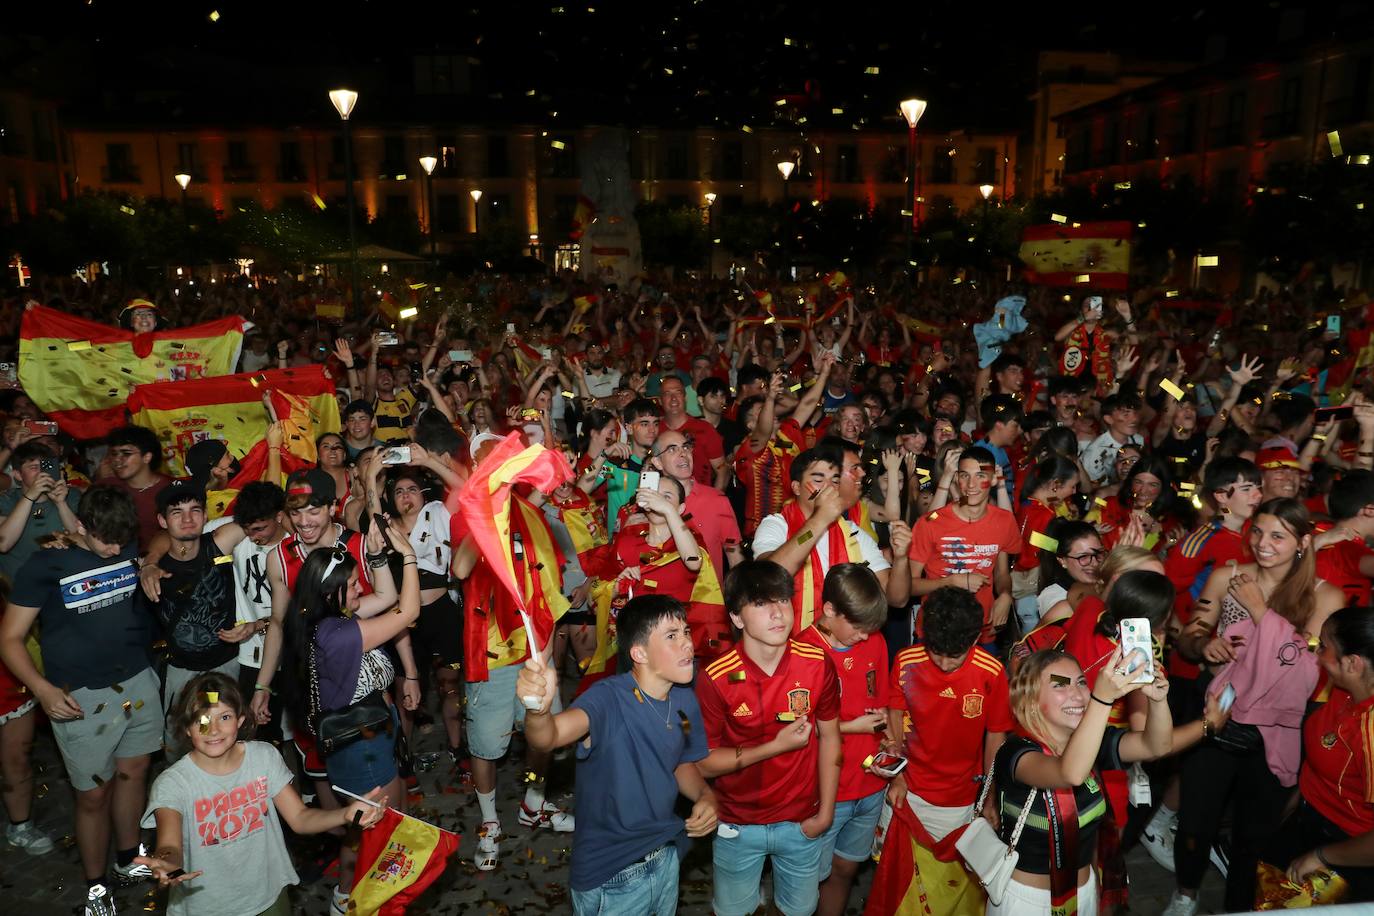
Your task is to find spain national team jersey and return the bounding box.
[697,640,840,825]
[1300,687,1374,837]
[798,624,889,802]
[887,644,1013,807]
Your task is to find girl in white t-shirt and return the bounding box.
[136,673,384,916]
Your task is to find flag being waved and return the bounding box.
[349,806,459,916]
[1018,221,1133,290]
[18,304,247,439]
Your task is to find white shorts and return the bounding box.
[987,874,1098,916]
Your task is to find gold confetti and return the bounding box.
[205,692,219,704]
[199,715,211,735]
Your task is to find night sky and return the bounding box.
[4,1,1370,132]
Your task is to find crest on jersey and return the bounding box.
[961,692,984,719]
[787,687,812,718]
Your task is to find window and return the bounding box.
[437,136,458,176]
[279,142,305,182]
[553,194,578,234]
[929,147,954,184]
[665,136,690,180]
[386,194,409,215]
[719,140,744,181]
[177,142,199,175]
[549,138,576,178]
[880,147,904,183]
[227,141,250,169]
[436,194,461,232]
[103,143,137,182]
[488,193,511,214]
[31,110,56,162]
[382,135,406,175]
[486,135,509,178]
[974,146,997,184]
[834,144,859,183]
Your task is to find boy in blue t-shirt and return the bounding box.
[519,595,718,915]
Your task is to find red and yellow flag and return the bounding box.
[570,195,598,241]
[18,304,247,439]
[865,798,984,916]
[126,365,340,478]
[350,807,459,916]
[1018,220,1133,290]
[457,433,574,670]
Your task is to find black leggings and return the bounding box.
[1266,799,1374,902]
[1175,740,1293,911]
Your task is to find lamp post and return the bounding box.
[419,155,438,265]
[174,172,191,268]
[776,161,794,274]
[329,88,361,317]
[979,182,994,216]
[703,192,717,276]
[470,188,483,235]
[900,98,927,303]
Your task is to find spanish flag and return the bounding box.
[570,195,598,241]
[18,304,247,439]
[349,806,459,916]
[865,798,984,916]
[126,366,340,478]
[457,433,574,677]
[1018,220,1132,290]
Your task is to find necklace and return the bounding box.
[634,686,674,729]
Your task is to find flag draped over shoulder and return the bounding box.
[865,799,984,916]
[18,304,247,439]
[1018,221,1132,290]
[458,433,574,677]
[350,807,459,916]
[127,365,340,478]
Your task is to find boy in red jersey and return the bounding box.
[696,560,841,916]
[1313,470,1374,608]
[874,586,1011,913]
[796,563,893,916]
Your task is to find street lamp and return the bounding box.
[419,155,438,264]
[703,192,718,275]
[174,172,192,269]
[900,97,927,303]
[470,188,483,234]
[329,88,361,317]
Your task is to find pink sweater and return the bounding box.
[1206,610,1317,786]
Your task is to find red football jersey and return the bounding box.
[697,640,841,825]
[1316,538,1374,608]
[798,625,889,802]
[887,645,1013,807]
[1300,688,1374,837]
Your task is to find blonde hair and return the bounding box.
[1100,545,1158,586]
[1009,649,1079,754]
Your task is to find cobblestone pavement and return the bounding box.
[1,712,1225,915]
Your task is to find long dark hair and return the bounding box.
[1021,454,1079,503]
[1095,569,1175,637]
[1116,453,1177,515]
[279,546,359,731]
[1326,606,1374,671]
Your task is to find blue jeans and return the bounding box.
[571,844,678,915]
[817,790,885,879]
[713,820,823,916]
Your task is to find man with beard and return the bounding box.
[650,428,743,575]
[579,342,621,404]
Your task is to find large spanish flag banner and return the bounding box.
[350,806,459,916]
[1018,220,1133,290]
[126,365,340,478]
[19,304,247,439]
[865,798,984,916]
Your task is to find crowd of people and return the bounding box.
[0,267,1373,916]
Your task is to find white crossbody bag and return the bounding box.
[954,774,1037,906]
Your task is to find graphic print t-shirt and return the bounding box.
[11,544,151,690]
[143,741,297,916]
[146,534,237,671]
[908,506,1022,642]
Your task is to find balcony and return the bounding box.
[100,165,141,183]
[277,164,308,182]
[1260,111,1301,139]
[223,165,258,183]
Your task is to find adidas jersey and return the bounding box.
[887,644,1013,807]
[696,640,840,825]
[1165,520,1249,607]
[798,624,889,802]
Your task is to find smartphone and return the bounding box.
[869,752,908,777]
[520,408,541,421]
[1118,617,1155,684]
[539,347,552,359]
[1316,405,1355,424]
[1086,295,1104,318]
[0,363,15,382]
[37,457,61,479]
[1327,315,1342,334]
[381,445,411,465]
[1218,683,1237,713]
[506,323,516,334]
[376,331,400,347]
[22,419,59,436]
[639,470,661,491]
[450,349,474,363]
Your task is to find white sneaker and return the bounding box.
[329,885,349,915]
[1161,891,1199,916]
[475,820,502,871]
[1139,820,1176,872]
[517,800,574,832]
[85,883,117,916]
[6,820,54,855]
[1210,841,1229,878]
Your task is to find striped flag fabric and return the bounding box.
[18,304,247,439]
[349,806,459,916]
[1018,220,1133,290]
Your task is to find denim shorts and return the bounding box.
[818,789,885,878]
[712,820,823,916]
[571,844,679,915]
[324,705,398,797]
[466,663,563,760]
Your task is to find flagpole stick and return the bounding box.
[518,607,545,711]
[330,785,454,835]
